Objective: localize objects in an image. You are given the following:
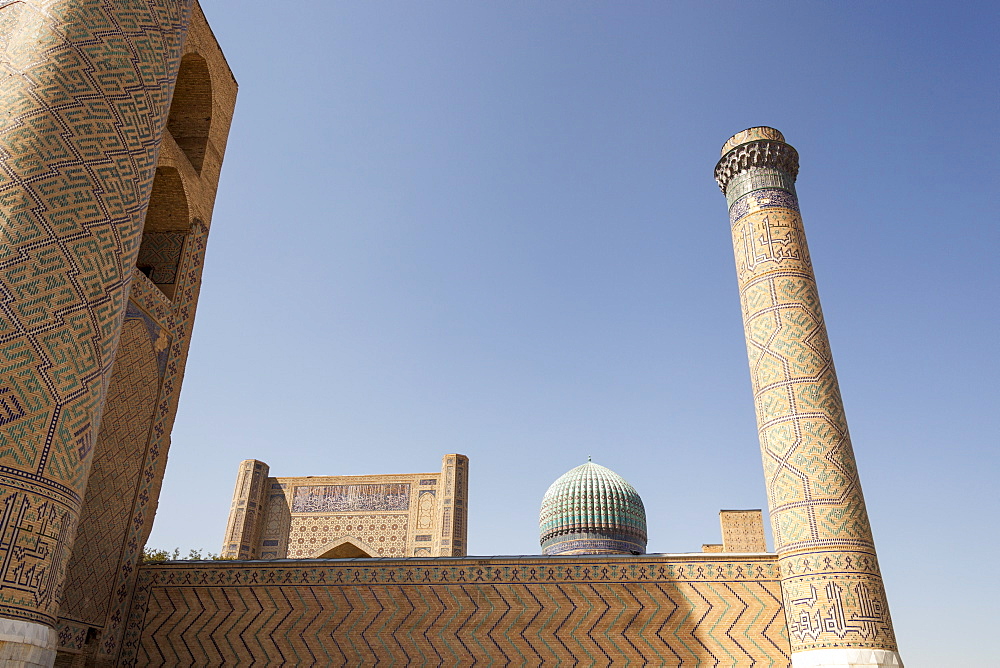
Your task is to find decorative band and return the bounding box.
[725,169,798,209]
[542,537,644,556]
[540,526,647,544]
[729,187,800,222]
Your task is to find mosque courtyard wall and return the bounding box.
[125,554,789,666]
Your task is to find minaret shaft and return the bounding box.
[716,128,902,667]
[0,1,193,663]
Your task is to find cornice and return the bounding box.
[714,140,799,194]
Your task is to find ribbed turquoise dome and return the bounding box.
[539,461,647,556]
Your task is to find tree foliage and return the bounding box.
[142,547,234,562]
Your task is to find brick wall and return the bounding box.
[124,554,789,666]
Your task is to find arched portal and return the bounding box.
[311,537,375,559]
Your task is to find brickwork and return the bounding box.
[715,128,899,661]
[41,3,238,664]
[224,454,469,560]
[438,453,468,556]
[721,509,767,552]
[125,554,790,666]
[58,318,162,629]
[221,460,270,560]
[0,6,193,653]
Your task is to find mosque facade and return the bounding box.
[221,455,469,561]
[0,1,902,666]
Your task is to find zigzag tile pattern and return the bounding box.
[716,130,898,654]
[0,0,192,626]
[123,556,791,666]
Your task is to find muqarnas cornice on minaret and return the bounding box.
[715,128,903,668]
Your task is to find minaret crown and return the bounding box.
[714,127,799,194]
[720,126,785,155]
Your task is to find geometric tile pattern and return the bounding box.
[720,509,767,553]
[255,488,292,560]
[121,555,791,666]
[285,514,409,558]
[436,454,468,556]
[54,213,213,664]
[136,231,186,285]
[58,316,162,628]
[91,219,211,661]
[53,267,190,660]
[0,0,192,628]
[715,129,898,654]
[221,459,269,560]
[230,455,469,562]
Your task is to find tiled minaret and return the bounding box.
[715,128,902,668]
[0,1,194,663]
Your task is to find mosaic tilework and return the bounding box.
[540,461,646,556]
[715,129,898,655]
[0,0,193,628]
[255,487,292,559]
[720,510,767,553]
[286,514,409,558]
[122,555,790,666]
[136,231,186,285]
[542,536,642,555]
[416,489,435,529]
[55,215,216,662]
[221,460,269,560]
[436,454,468,556]
[291,482,410,513]
[236,456,465,560]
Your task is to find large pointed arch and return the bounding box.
[309,536,376,559]
[166,52,213,173]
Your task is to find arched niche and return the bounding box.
[312,537,374,559]
[136,166,190,300]
[167,53,212,173]
[143,167,189,233]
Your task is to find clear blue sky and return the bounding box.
[148,2,998,664]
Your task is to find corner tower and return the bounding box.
[540,460,646,556]
[715,128,902,667]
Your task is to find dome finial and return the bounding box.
[588,455,592,462]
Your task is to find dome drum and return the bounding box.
[541,532,644,556]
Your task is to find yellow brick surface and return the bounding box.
[126,554,790,666]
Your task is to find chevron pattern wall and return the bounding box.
[123,556,790,666]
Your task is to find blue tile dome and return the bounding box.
[539,460,647,556]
